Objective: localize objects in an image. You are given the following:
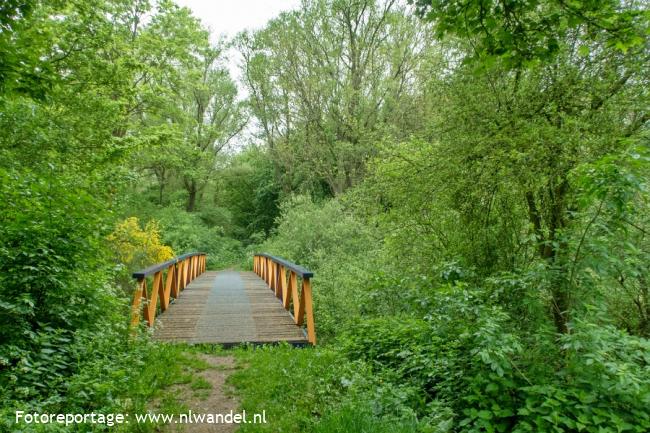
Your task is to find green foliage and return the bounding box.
[131,4,245,213]
[244,173,648,431]
[2,1,649,432]
[412,0,649,66]
[261,196,375,270]
[330,285,650,432]
[340,317,436,380]
[2,337,202,433]
[238,0,433,195]
[0,164,115,360]
[215,147,282,241]
[153,207,245,269]
[567,147,650,336]
[230,344,354,432]
[230,344,425,433]
[514,320,650,433]
[0,1,246,431]
[313,403,418,433]
[258,195,380,338]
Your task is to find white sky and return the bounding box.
[174,0,301,40]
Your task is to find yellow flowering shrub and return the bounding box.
[107,217,174,272]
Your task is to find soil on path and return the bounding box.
[161,354,239,433]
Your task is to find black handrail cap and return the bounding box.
[132,252,206,279]
[254,253,314,278]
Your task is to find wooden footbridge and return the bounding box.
[130,253,316,345]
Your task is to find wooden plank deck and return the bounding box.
[152,270,309,345]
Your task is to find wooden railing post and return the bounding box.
[265,257,270,284]
[280,265,287,303]
[161,264,174,311]
[253,253,316,345]
[171,262,180,298]
[144,270,162,326]
[284,271,295,310]
[184,257,190,286]
[131,278,146,328]
[302,278,316,345]
[131,252,206,330]
[273,263,281,298]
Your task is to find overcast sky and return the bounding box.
[174,0,301,40]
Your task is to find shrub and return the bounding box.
[107,217,174,267]
[261,195,375,270]
[153,207,245,269]
[258,195,381,339]
[0,166,116,366]
[107,217,174,289]
[516,320,650,433]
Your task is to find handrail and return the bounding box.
[131,252,207,328]
[255,253,314,278]
[132,252,206,279]
[253,253,316,345]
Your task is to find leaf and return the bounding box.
[478,410,493,420]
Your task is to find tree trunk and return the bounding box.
[155,166,166,206]
[159,182,164,206]
[186,179,197,212]
[526,179,571,333]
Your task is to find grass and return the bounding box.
[109,342,222,432]
[313,404,418,433]
[226,343,358,432]
[190,377,212,390]
[225,343,425,433]
[112,342,420,432]
[110,343,188,432]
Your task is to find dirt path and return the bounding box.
[161,354,240,433]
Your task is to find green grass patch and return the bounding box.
[190,376,212,391]
[228,343,422,432]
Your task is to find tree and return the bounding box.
[365,0,649,332]
[214,147,282,240]
[129,3,246,212]
[177,48,246,212]
[239,0,432,195]
[411,0,648,66]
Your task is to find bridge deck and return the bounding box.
[152,271,308,345]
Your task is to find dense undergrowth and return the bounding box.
[233,190,650,433]
[2,0,649,432]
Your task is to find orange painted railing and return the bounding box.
[131,252,207,327]
[253,253,316,345]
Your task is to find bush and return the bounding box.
[0,166,182,433]
[257,195,382,339]
[261,195,375,270]
[107,217,174,266]
[516,320,650,433]
[153,207,245,269]
[0,166,116,368]
[107,217,174,289]
[1,327,193,432]
[340,317,438,385]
